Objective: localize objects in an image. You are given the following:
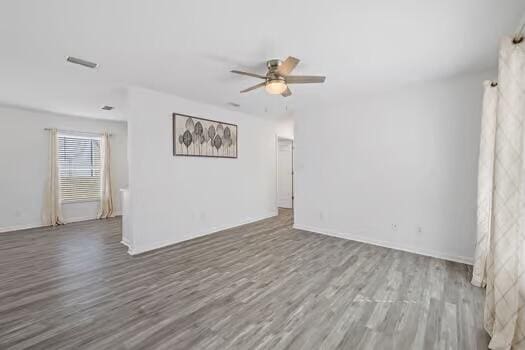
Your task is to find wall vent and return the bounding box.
[66,56,98,69]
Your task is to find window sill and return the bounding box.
[61,199,100,204]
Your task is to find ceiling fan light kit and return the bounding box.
[231,56,326,97]
[265,79,287,94]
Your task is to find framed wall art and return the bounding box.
[173,113,238,158]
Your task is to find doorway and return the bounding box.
[277,137,294,209]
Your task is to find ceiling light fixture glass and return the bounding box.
[265,79,287,95]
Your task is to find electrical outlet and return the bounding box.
[319,211,324,221]
[417,226,423,234]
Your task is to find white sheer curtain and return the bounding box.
[98,131,113,219]
[481,36,525,349]
[472,81,498,288]
[43,128,63,226]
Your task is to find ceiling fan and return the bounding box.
[231,56,326,97]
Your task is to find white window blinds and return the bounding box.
[58,134,102,202]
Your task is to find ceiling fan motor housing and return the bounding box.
[266,59,282,73]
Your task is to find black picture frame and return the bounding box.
[173,113,238,158]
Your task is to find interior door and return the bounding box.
[278,139,293,208]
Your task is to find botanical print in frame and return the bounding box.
[173,113,238,158]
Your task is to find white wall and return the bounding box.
[0,105,128,232]
[126,87,278,254]
[294,71,493,264]
[276,117,294,140]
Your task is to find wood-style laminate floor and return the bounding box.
[0,209,488,349]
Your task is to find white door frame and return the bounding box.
[276,136,294,211]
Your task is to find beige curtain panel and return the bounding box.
[43,128,63,226]
[481,37,525,349]
[472,81,498,288]
[98,131,113,219]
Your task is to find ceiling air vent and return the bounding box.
[66,56,98,69]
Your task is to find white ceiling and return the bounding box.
[0,1,523,120]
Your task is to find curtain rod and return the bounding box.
[515,25,524,44]
[515,14,525,44]
[44,128,112,136]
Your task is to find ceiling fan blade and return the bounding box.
[281,87,292,97]
[240,82,266,93]
[231,70,266,79]
[277,56,300,76]
[286,75,326,84]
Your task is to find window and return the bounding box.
[58,134,102,202]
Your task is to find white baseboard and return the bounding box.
[120,239,132,255]
[293,224,473,265]
[0,211,123,233]
[0,222,44,233]
[65,211,122,224]
[64,215,98,224]
[129,211,278,256]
